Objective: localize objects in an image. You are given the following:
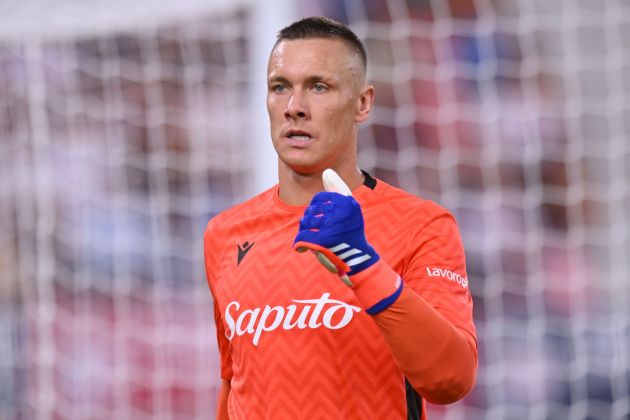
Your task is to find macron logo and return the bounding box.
[426,267,469,289]
[237,241,254,266]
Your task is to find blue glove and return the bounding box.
[293,192,380,282]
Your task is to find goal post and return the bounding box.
[247,0,296,196]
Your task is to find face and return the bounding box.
[267,38,373,175]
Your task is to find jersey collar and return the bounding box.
[272,170,384,214]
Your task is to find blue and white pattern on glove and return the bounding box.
[294,192,380,276]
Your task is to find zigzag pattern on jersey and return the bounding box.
[261,326,405,419]
[361,194,463,280]
[206,188,412,419]
[222,255,406,418]
[205,183,474,419]
[360,189,475,338]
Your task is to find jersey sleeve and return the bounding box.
[204,219,234,381]
[403,212,476,342]
[213,299,233,380]
[350,209,477,404]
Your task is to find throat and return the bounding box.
[277,166,364,206]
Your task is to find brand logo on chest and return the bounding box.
[237,241,255,265]
[224,293,361,346]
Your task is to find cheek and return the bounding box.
[266,99,275,118]
[324,103,355,130]
[267,100,284,130]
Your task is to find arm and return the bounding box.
[294,190,477,403]
[217,379,231,420]
[374,289,477,403]
[204,220,234,417]
[355,266,477,403]
[211,298,234,416]
[350,214,477,403]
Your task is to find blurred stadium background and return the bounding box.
[1,0,629,419]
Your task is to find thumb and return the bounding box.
[322,168,353,197]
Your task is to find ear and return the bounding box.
[355,84,375,124]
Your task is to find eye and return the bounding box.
[313,83,328,92]
[272,84,287,94]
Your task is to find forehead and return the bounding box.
[268,38,361,80]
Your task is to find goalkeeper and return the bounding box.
[204,16,477,420]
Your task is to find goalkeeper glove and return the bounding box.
[293,169,403,315]
[293,169,380,286]
[293,190,381,285]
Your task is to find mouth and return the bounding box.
[283,129,314,146]
[288,134,312,141]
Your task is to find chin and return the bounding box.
[280,158,326,176]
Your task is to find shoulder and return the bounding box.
[366,178,454,225]
[361,178,463,273]
[204,186,277,241]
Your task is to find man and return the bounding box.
[204,16,477,419]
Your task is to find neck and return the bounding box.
[277,163,364,206]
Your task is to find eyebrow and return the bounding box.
[267,75,289,85]
[267,75,336,85]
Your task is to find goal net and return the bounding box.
[0,0,287,418]
[302,0,629,419]
[1,0,629,419]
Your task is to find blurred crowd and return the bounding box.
[1,0,628,419]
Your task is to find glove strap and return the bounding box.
[351,260,404,315]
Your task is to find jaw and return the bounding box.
[277,143,356,179]
[277,146,323,174]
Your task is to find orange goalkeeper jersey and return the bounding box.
[204,173,477,419]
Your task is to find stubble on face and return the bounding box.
[266,38,367,176]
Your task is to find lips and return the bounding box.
[283,129,314,147]
[286,129,312,140]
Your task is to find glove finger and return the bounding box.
[302,213,324,230]
[293,241,350,274]
[295,242,353,286]
[314,251,338,273]
[314,252,353,286]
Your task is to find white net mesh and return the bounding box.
[2,0,629,419]
[0,3,262,418]
[299,0,630,418]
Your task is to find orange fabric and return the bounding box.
[216,380,231,420]
[292,241,351,274]
[373,287,478,403]
[350,259,401,310]
[204,178,477,419]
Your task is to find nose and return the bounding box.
[284,91,309,120]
